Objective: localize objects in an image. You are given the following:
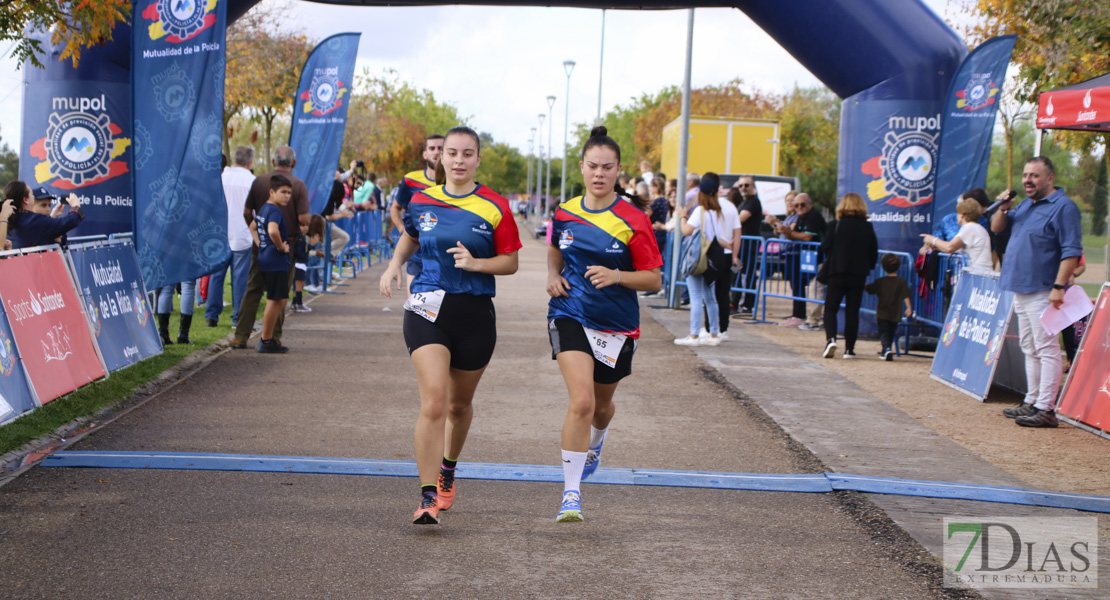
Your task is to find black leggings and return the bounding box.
[824,275,865,352]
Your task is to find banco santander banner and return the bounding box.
[290,33,361,215]
[20,34,134,237]
[839,99,942,255]
[932,35,1016,221]
[930,271,1015,400]
[68,241,163,371]
[0,251,107,403]
[0,301,38,424]
[132,0,229,291]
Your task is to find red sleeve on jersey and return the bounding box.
[613,202,663,271]
[492,199,523,255]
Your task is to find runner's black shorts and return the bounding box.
[548,317,636,384]
[403,293,496,371]
[294,266,306,282]
[262,269,290,301]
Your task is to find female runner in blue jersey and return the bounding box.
[546,126,663,522]
[379,126,522,525]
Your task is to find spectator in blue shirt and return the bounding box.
[991,156,1082,428]
[4,182,84,249]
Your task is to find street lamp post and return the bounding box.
[527,130,535,218]
[537,113,545,221]
[561,60,575,206]
[544,95,555,220]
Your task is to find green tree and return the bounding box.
[343,69,468,181]
[963,0,1110,259]
[0,142,19,189]
[1093,158,1108,236]
[1,0,128,69]
[777,85,841,210]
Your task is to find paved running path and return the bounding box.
[0,227,1090,598]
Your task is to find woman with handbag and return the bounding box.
[674,174,729,346]
[820,192,878,359]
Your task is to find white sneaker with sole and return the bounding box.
[822,340,836,358]
[674,336,700,346]
[701,336,721,346]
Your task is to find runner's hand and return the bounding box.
[584,265,617,289]
[379,265,401,298]
[447,241,479,271]
[547,272,571,297]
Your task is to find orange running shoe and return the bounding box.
[413,495,440,525]
[437,469,456,511]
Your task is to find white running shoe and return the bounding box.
[701,336,722,346]
[674,336,700,346]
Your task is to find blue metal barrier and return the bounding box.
[759,239,823,323]
[732,236,767,322]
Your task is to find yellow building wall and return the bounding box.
[661,117,779,178]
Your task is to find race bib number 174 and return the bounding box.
[404,290,446,322]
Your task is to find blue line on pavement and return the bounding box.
[39,451,1110,513]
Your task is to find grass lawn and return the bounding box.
[1083,232,1106,264]
[0,278,263,456]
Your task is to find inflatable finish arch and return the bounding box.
[23,0,966,253]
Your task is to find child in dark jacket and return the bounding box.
[865,253,912,361]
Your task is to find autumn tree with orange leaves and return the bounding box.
[341,69,466,181]
[224,2,314,164]
[1,0,128,69]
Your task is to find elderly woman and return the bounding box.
[820,192,877,359]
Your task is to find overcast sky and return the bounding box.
[0,0,970,159]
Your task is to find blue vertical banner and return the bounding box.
[131,0,230,290]
[838,90,943,255]
[289,33,361,215]
[67,241,163,371]
[932,35,1016,221]
[20,32,134,237]
[929,271,1016,400]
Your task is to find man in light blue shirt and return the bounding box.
[991,156,1083,428]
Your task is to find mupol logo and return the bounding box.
[559,229,574,249]
[141,0,217,44]
[956,73,999,112]
[418,212,438,232]
[300,67,348,117]
[33,108,128,189]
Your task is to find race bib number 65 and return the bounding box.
[583,326,626,368]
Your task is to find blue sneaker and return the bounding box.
[581,443,603,481]
[556,490,583,523]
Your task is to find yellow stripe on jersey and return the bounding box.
[558,196,634,246]
[420,186,503,227]
[405,169,434,188]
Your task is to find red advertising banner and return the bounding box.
[1058,284,1110,437]
[0,250,106,403]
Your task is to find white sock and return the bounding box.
[589,426,608,449]
[561,449,587,493]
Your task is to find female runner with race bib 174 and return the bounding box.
[546,126,663,522]
[379,126,522,525]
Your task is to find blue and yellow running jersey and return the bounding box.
[397,168,435,233]
[405,183,522,297]
[548,196,663,338]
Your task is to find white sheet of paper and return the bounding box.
[1039,285,1094,336]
